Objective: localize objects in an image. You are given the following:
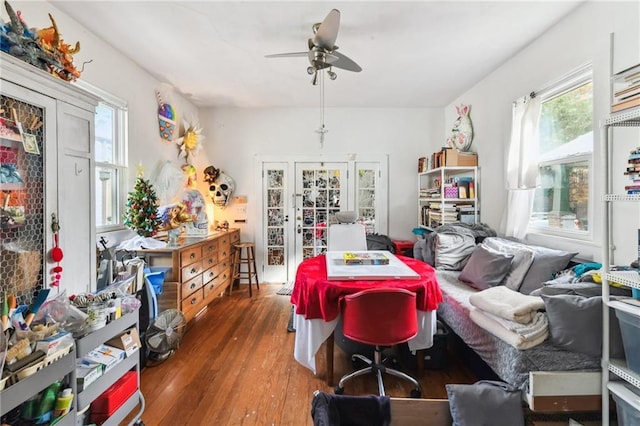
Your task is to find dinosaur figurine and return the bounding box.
[0,0,61,72]
[37,13,82,81]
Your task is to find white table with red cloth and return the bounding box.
[290,254,443,385]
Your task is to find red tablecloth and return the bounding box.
[290,255,443,322]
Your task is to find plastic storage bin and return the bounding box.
[90,370,138,425]
[612,385,640,426]
[143,266,170,295]
[615,309,640,374]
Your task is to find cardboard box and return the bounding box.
[35,331,73,355]
[444,149,478,167]
[83,344,125,372]
[105,327,141,358]
[76,359,104,391]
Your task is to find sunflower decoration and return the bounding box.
[176,119,205,161]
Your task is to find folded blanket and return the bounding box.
[484,310,549,342]
[469,286,545,324]
[469,307,548,350]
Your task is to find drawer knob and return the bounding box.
[191,268,197,274]
[191,298,197,304]
[190,282,197,289]
[190,253,196,259]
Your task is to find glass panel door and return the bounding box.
[294,163,348,264]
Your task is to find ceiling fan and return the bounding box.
[265,9,362,85]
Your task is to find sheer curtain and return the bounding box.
[501,96,541,239]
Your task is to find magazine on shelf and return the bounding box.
[342,251,390,265]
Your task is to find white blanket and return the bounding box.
[469,307,549,350]
[468,286,545,324]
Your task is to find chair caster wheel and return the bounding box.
[334,386,344,395]
[410,389,421,398]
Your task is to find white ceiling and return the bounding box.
[51,1,582,108]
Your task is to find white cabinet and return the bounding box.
[0,52,98,297]
[418,166,478,229]
[601,107,640,425]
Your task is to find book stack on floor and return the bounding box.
[612,65,640,113]
[625,147,640,194]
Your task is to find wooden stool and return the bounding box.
[231,242,259,297]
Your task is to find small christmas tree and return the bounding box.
[124,175,161,237]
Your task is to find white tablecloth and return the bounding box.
[293,309,437,373]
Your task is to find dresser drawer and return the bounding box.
[181,288,204,315]
[202,240,218,258]
[217,257,231,274]
[181,274,203,297]
[230,230,240,245]
[181,246,202,267]
[202,265,217,285]
[203,275,224,299]
[202,253,218,270]
[181,260,203,282]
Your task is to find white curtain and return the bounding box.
[501,96,541,239]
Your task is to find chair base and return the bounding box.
[334,346,422,398]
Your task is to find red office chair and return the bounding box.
[334,287,422,398]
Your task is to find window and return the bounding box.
[76,81,128,231]
[529,66,593,237]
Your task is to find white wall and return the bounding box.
[444,1,640,263]
[199,107,443,242]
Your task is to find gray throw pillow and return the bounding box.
[542,294,625,358]
[434,233,476,271]
[459,244,514,290]
[446,380,524,426]
[484,238,576,294]
[482,237,535,291]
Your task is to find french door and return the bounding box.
[258,155,387,284]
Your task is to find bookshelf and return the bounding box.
[418,166,479,229]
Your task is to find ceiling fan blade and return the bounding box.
[312,9,340,50]
[330,51,362,72]
[265,52,308,58]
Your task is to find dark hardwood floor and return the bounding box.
[125,284,478,425]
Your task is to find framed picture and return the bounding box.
[21,131,40,155]
[0,117,22,142]
[0,144,25,190]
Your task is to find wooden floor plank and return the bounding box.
[124,284,478,425]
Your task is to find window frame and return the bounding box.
[75,81,129,232]
[527,65,594,241]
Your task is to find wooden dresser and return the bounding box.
[142,229,240,324]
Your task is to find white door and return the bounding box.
[257,156,388,284]
[294,162,349,265]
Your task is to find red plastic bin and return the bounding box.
[90,370,138,424]
[392,240,414,255]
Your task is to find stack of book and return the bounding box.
[625,147,640,194]
[342,252,390,265]
[427,202,458,227]
[612,66,640,113]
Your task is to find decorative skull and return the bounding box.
[209,172,234,208]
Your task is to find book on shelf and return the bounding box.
[342,251,390,265]
[611,94,640,113]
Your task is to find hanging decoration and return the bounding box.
[181,163,197,189]
[175,118,205,162]
[49,213,63,288]
[156,91,177,142]
[446,104,474,152]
